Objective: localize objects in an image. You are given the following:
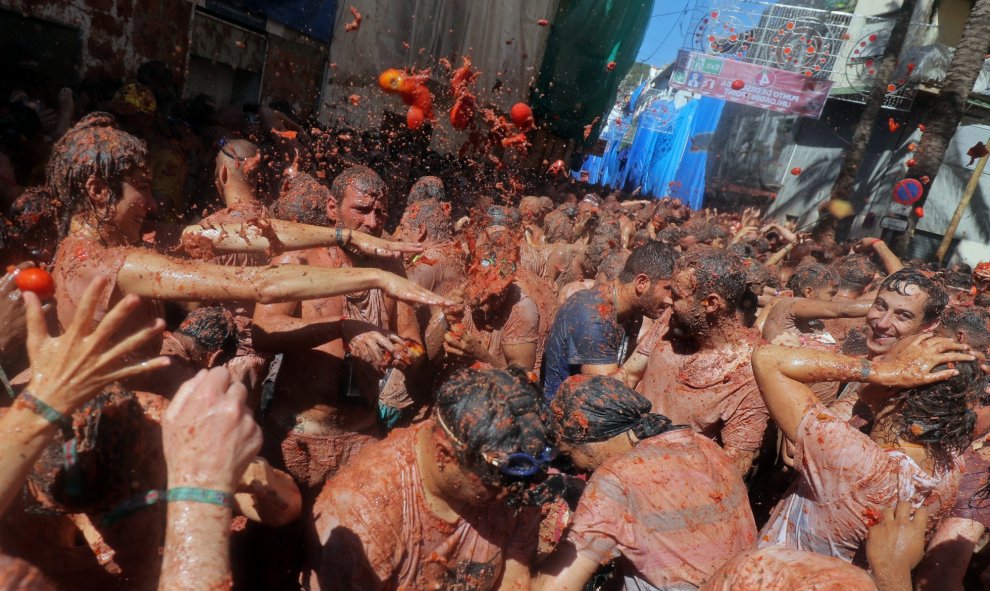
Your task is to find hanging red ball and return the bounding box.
[906,158,917,168]
[914,207,925,218]
[730,79,745,90]
[790,167,802,176]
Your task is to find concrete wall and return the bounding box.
[0,0,329,113]
[0,0,193,84]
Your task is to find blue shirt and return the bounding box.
[541,288,637,400]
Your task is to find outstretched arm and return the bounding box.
[752,334,972,441]
[0,277,167,516]
[788,298,872,321]
[183,220,423,259]
[116,250,449,306]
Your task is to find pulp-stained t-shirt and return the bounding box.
[759,403,962,561]
[310,422,539,591]
[567,429,757,589]
[635,323,768,453]
[542,288,638,400]
[700,546,877,591]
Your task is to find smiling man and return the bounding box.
[865,268,948,357]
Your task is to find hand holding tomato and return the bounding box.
[15,267,55,300]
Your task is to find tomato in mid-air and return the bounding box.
[15,267,55,300]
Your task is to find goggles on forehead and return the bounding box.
[217,137,259,163]
[435,410,555,480]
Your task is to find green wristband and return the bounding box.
[166,487,234,509]
[16,391,72,431]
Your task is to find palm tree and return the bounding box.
[895,0,990,256]
[821,0,918,244]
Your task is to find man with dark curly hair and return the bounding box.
[619,247,766,476]
[310,367,549,591]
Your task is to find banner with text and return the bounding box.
[669,50,833,119]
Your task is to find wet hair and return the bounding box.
[878,268,948,325]
[486,205,522,228]
[551,375,674,444]
[830,255,878,293]
[728,242,757,259]
[945,271,974,291]
[585,224,621,277]
[841,327,870,356]
[46,113,148,237]
[399,198,453,241]
[941,306,990,352]
[407,175,446,204]
[5,185,60,259]
[895,360,984,470]
[976,292,990,308]
[176,306,238,362]
[436,367,550,472]
[598,251,630,282]
[619,240,679,282]
[330,165,385,204]
[787,263,838,296]
[272,173,331,226]
[26,386,145,514]
[674,246,748,311]
[655,225,686,246]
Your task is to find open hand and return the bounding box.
[23,276,169,414]
[376,270,451,306]
[348,229,424,259]
[866,500,929,578]
[162,367,261,494]
[874,333,975,388]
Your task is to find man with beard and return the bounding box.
[617,247,766,475]
[541,240,676,400]
[309,367,548,591]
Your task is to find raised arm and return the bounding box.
[116,250,448,306]
[0,277,167,516]
[751,334,972,441]
[863,237,904,275]
[159,367,261,591]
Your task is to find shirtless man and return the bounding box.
[310,367,547,591]
[762,264,871,362]
[824,254,880,343]
[753,334,980,561]
[253,165,424,493]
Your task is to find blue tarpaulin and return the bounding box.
[578,96,725,210]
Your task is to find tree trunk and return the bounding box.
[894,0,990,257]
[820,0,919,243]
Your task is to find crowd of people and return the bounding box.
[4,54,990,591]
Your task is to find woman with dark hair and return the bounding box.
[535,375,757,591]
[752,334,981,562]
[44,113,446,351]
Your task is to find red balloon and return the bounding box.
[730,79,745,90]
[790,167,802,176]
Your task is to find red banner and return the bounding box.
[669,50,833,118]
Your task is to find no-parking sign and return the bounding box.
[892,178,924,205]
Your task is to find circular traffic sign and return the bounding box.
[892,178,924,205]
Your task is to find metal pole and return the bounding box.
[934,137,990,262]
